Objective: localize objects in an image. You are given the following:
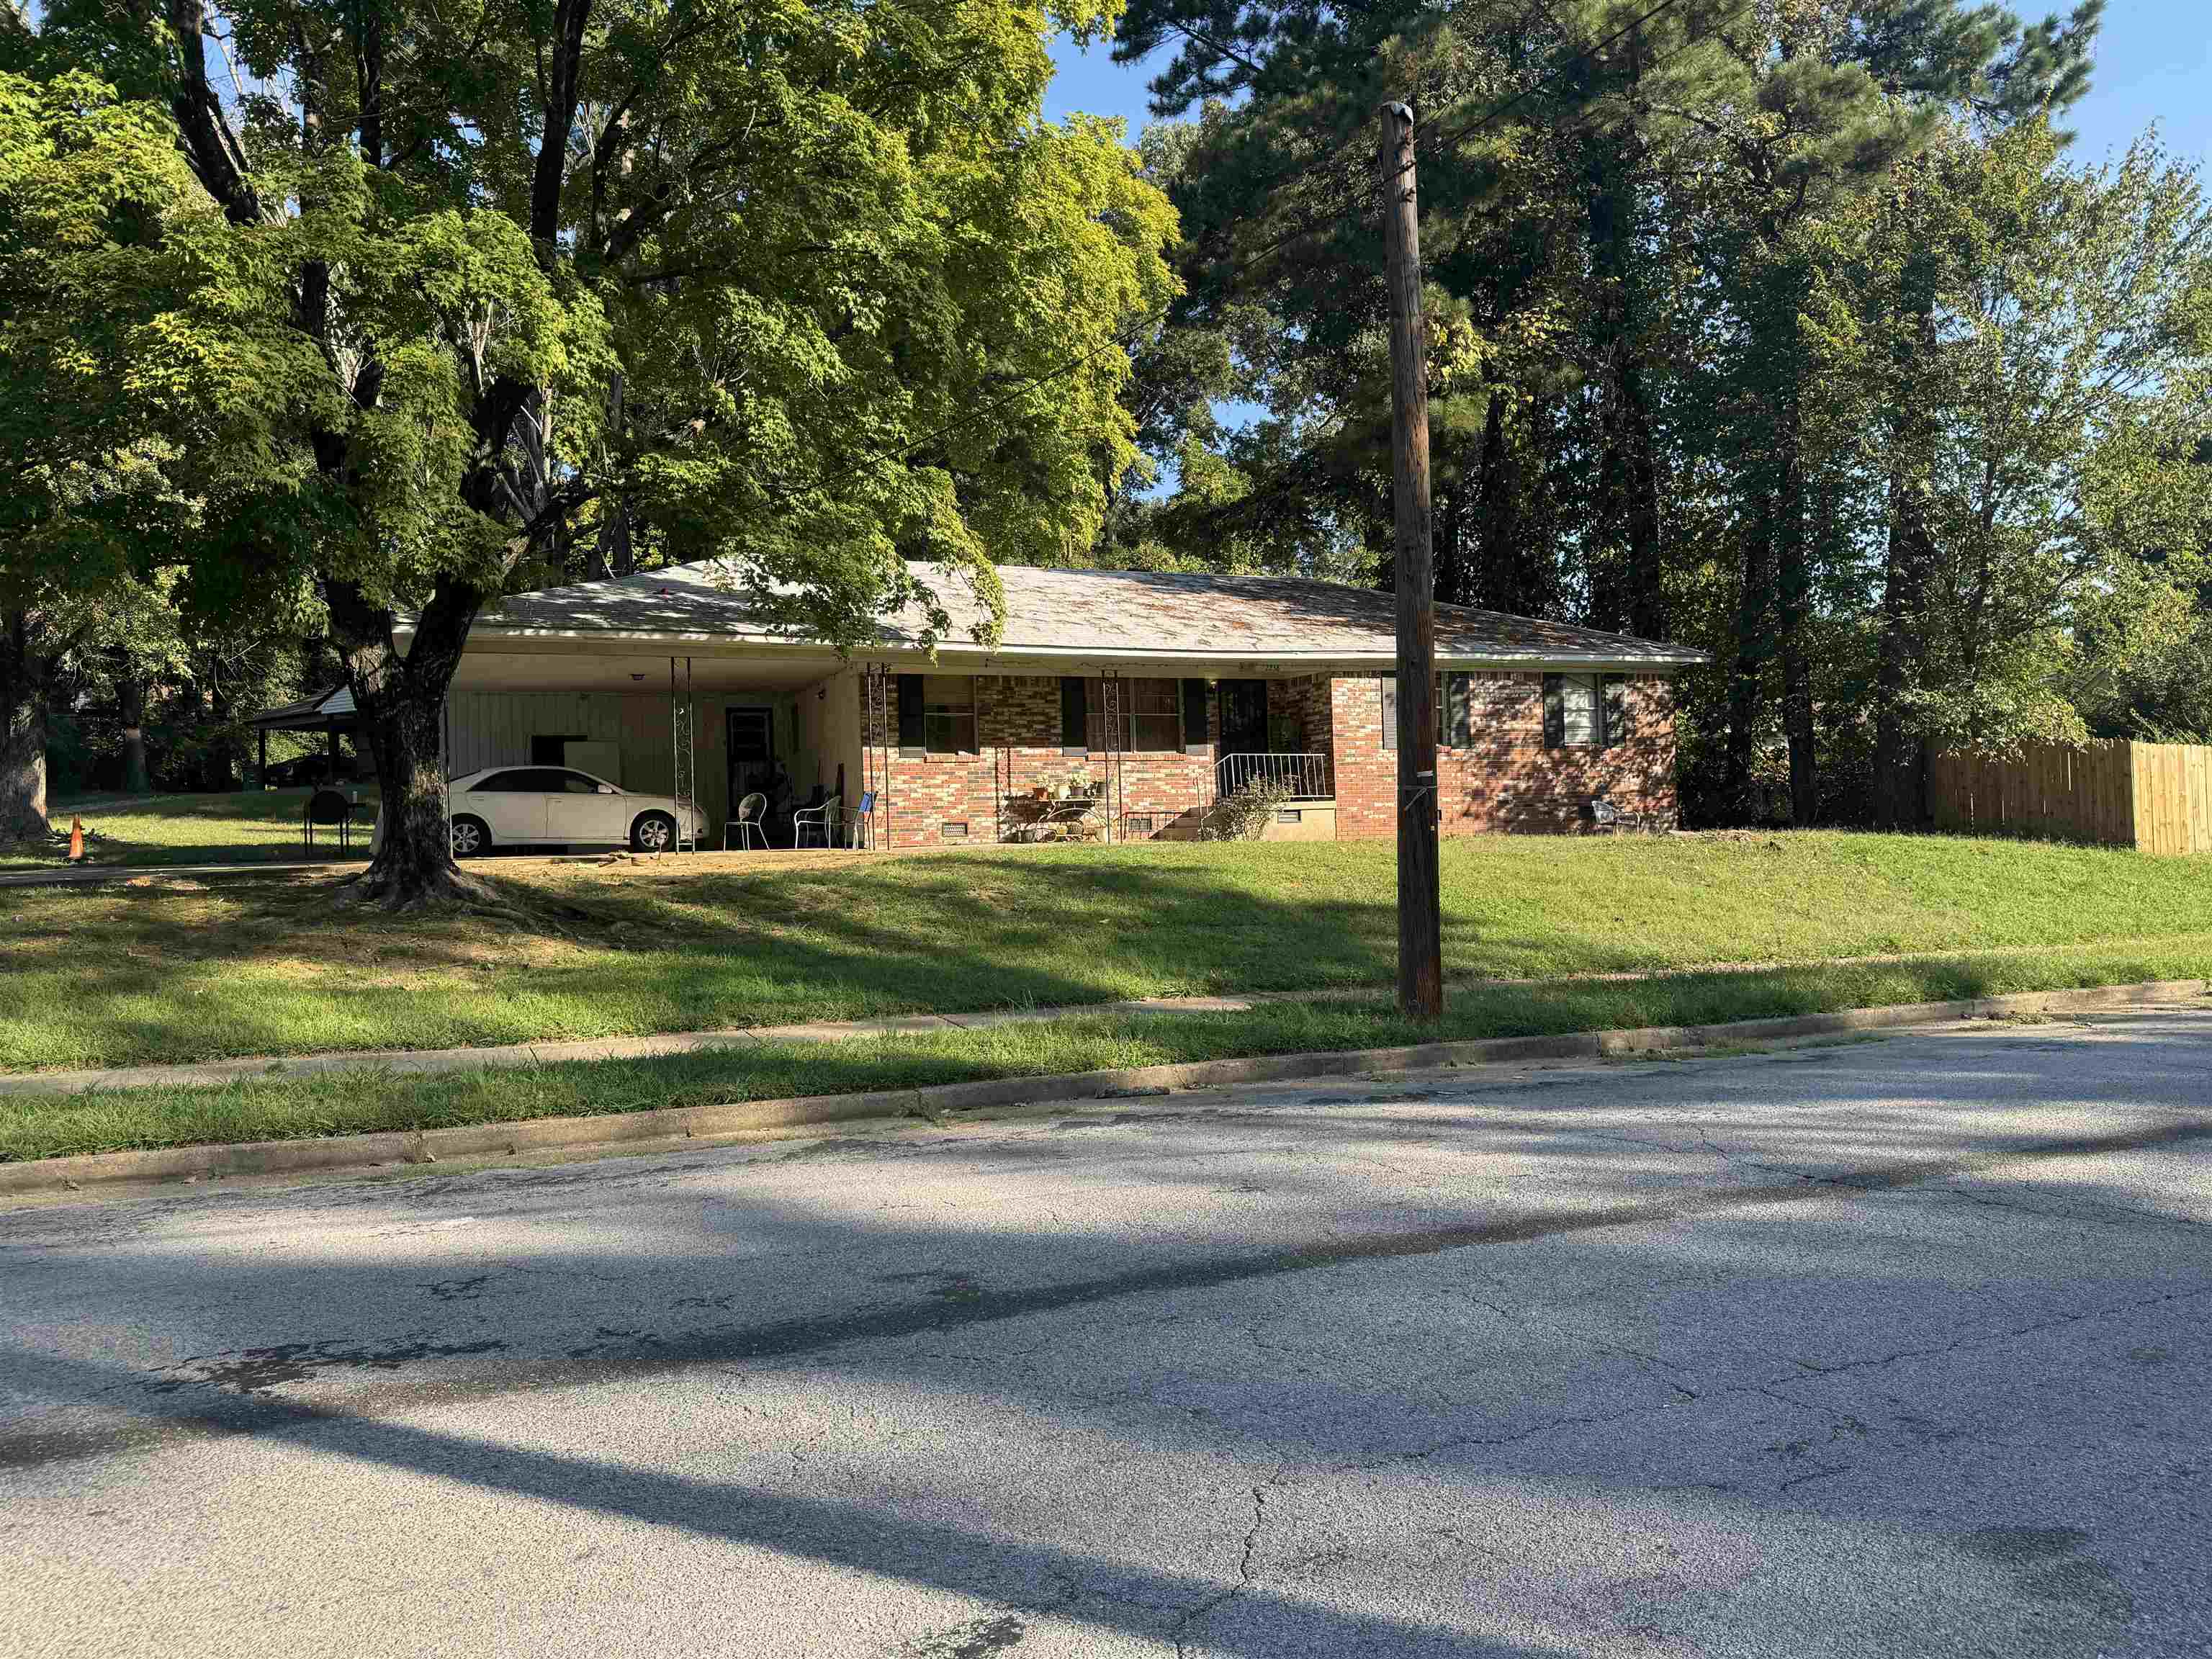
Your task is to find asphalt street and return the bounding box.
[3,1008,2209,1658]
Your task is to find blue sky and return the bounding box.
[1046,4,2212,165]
[1046,4,2210,476]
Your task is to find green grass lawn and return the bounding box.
[4,789,377,870]
[6,831,2212,1074]
[8,939,2206,1164]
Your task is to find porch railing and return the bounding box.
[1215,752,1333,801]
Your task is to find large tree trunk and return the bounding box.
[1873,475,1933,827]
[1585,144,1668,642]
[1473,388,1526,613]
[1616,356,1667,642]
[1590,398,1630,631]
[0,612,51,848]
[324,577,503,912]
[588,493,639,581]
[1872,287,1939,830]
[1774,397,1816,827]
[204,673,239,791]
[1723,495,1775,824]
[115,664,151,794]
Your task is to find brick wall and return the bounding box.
[855,668,1680,848]
[1332,677,1393,840]
[1277,675,1335,774]
[863,673,1220,849]
[1331,673,1679,839]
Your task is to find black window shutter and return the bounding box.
[1446,674,1472,748]
[1603,675,1631,748]
[896,674,925,756]
[1542,674,1566,748]
[1380,678,1397,752]
[1058,677,1087,755]
[1180,678,1209,755]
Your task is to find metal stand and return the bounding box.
[1100,670,1121,844]
[670,655,698,853]
[864,663,891,851]
[440,695,451,853]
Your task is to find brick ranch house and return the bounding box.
[416,561,1705,850]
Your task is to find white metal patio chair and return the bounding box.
[793,792,841,850]
[724,791,769,850]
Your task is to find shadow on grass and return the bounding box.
[4,941,2208,1160]
[6,833,2212,1072]
[1,791,381,869]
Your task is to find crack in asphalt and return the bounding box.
[1773,1282,2212,1383]
[6,1110,2212,1474]
[1450,1286,1709,1401]
[1171,1484,1272,1658]
[1923,1177,2212,1235]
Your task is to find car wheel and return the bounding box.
[630,810,678,853]
[450,815,490,859]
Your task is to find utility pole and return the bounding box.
[1379,99,1442,1022]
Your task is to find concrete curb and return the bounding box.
[12,938,2205,1100]
[3,977,2201,1197]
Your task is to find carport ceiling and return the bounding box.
[452,649,842,693]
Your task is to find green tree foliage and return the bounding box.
[1114,0,2212,826]
[14,0,1174,896]
[1815,122,2212,763]
[0,68,297,841]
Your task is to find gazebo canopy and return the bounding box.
[248,685,357,732]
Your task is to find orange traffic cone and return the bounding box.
[68,816,84,861]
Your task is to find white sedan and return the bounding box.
[444,765,707,856]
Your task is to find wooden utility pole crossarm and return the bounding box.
[1379,99,1444,1022]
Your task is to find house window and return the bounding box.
[940,821,970,840]
[1380,675,1471,750]
[1058,677,1088,755]
[1085,677,1182,752]
[1543,673,1622,748]
[1128,678,1181,752]
[1561,675,1599,745]
[923,675,976,755]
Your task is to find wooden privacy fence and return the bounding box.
[1928,740,2212,855]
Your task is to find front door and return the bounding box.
[1218,680,1268,757]
[727,707,778,824]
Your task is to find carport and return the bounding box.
[441,647,856,849]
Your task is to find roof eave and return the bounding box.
[431,622,1706,673]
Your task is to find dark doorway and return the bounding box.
[531,734,588,766]
[727,707,780,834]
[1218,680,1268,755]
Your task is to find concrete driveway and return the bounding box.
[3,1010,2208,1658]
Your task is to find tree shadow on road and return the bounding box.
[2,1023,2200,1653]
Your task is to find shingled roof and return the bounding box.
[470,560,1705,669]
[247,684,357,729]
